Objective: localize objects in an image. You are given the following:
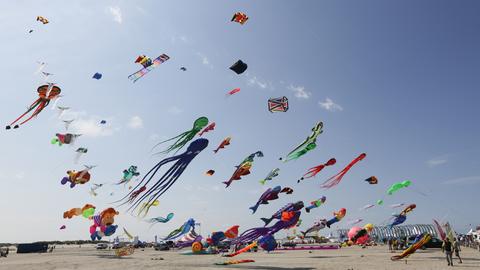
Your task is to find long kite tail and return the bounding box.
[224,242,257,257]
[320,154,366,189]
[6,98,42,128]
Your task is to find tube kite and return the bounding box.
[163,218,196,240]
[128,54,170,83]
[301,219,327,236]
[320,153,366,189]
[391,234,431,260]
[387,180,412,195]
[147,213,174,227]
[280,121,323,162]
[326,208,346,228]
[305,196,326,213]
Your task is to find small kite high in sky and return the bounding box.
[231,12,249,25]
[36,16,49,24]
[128,54,170,83]
[268,96,289,112]
[226,88,240,97]
[6,84,61,129]
[92,72,102,80]
[365,176,378,184]
[230,60,248,74]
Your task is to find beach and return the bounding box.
[1,245,479,270]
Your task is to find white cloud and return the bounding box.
[71,117,115,137]
[167,106,183,115]
[128,116,143,129]
[247,76,268,89]
[288,84,311,99]
[108,6,122,24]
[196,53,212,68]
[15,172,25,179]
[318,98,343,112]
[427,155,448,167]
[443,176,480,185]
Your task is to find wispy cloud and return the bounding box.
[107,6,122,24]
[318,98,343,112]
[427,155,448,167]
[127,116,143,129]
[71,117,115,137]
[443,176,480,185]
[171,35,188,44]
[167,106,183,115]
[196,53,212,68]
[15,172,25,179]
[288,84,311,99]
[247,76,271,90]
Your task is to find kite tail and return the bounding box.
[6,98,42,128]
[249,204,260,214]
[261,217,273,226]
[17,102,47,126]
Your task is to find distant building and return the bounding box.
[336,224,438,241]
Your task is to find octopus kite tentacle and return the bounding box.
[151,117,208,155]
[298,158,336,183]
[320,153,366,189]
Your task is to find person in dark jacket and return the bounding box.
[442,238,454,266]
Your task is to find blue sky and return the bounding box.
[0,0,479,243]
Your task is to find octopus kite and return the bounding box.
[147,213,174,227]
[137,200,159,218]
[280,121,323,162]
[118,138,208,212]
[223,151,263,188]
[298,158,336,183]
[321,153,366,189]
[6,84,61,129]
[152,117,209,155]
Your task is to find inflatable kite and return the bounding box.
[326,208,346,228]
[205,170,215,176]
[321,153,366,189]
[365,176,378,184]
[148,213,174,227]
[280,121,323,162]
[128,54,170,83]
[62,119,74,130]
[390,203,405,208]
[400,204,416,216]
[59,225,66,230]
[116,165,140,186]
[226,88,240,97]
[137,200,159,218]
[280,187,293,194]
[261,201,304,226]
[74,147,87,164]
[301,219,327,236]
[152,117,208,155]
[349,223,374,245]
[231,12,248,25]
[387,180,411,195]
[119,139,208,212]
[90,208,119,241]
[198,122,215,136]
[63,204,96,219]
[92,73,102,80]
[163,218,196,240]
[389,214,407,228]
[230,60,248,74]
[115,246,135,257]
[37,16,49,24]
[6,84,61,129]
[250,186,282,214]
[305,196,326,213]
[298,158,336,183]
[259,168,280,185]
[268,96,289,112]
[215,259,255,265]
[223,151,263,188]
[432,219,446,240]
[60,165,95,188]
[391,234,431,260]
[51,133,81,146]
[213,137,231,153]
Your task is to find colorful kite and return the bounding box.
[36,16,49,24]
[198,122,215,136]
[116,165,140,186]
[280,187,293,194]
[298,158,336,183]
[268,96,289,112]
[280,121,323,162]
[152,117,208,155]
[90,208,119,240]
[259,168,280,185]
[163,218,196,240]
[205,170,215,176]
[213,137,231,153]
[128,54,170,82]
[223,151,263,188]
[137,200,159,218]
[231,12,249,25]
[60,165,96,188]
[51,133,81,146]
[226,88,240,97]
[365,176,378,184]
[249,186,282,214]
[326,208,346,228]
[391,234,431,260]
[320,153,366,189]
[6,84,61,129]
[387,180,411,195]
[305,196,326,213]
[63,204,96,219]
[230,60,248,74]
[301,219,327,236]
[147,213,174,227]
[260,201,304,226]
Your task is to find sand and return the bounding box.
[0,245,479,270]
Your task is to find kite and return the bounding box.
[230,60,248,74]
[115,246,135,257]
[280,187,293,194]
[100,120,106,125]
[399,204,416,216]
[89,183,103,197]
[74,147,88,164]
[259,168,280,185]
[116,165,140,186]
[268,96,289,113]
[63,204,96,219]
[223,151,263,188]
[365,176,378,184]
[347,219,363,225]
[57,106,69,117]
[137,200,159,218]
[51,133,81,146]
[377,199,384,205]
[224,242,257,257]
[6,84,61,129]
[198,122,215,136]
[151,117,208,155]
[298,158,336,183]
[123,228,134,239]
[301,219,328,236]
[280,121,323,162]
[59,225,66,230]
[147,213,174,226]
[305,196,326,213]
[320,153,366,189]
[389,214,407,228]
[260,201,304,226]
[349,223,374,245]
[90,208,119,240]
[226,88,240,96]
[213,137,231,153]
[326,208,346,228]
[60,165,96,188]
[118,139,208,212]
[92,73,102,80]
[391,234,431,260]
[249,186,282,214]
[62,119,74,130]
[163,218,196,240]
[432,219,446,240]
[34,61,46,74]
[36,16,49,24]
[128,54,170,83]
[390,203,405,208]
[361,204,375,211]
[180,67,187,71]
[205,170,215,176]
[387,180,412,195]
[215,259,255,265]
[231,12,249,25]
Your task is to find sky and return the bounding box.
[0,0,479,243]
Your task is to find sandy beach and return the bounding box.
[1,245,479,270]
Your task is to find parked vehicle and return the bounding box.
[154,242,170,251]
[95,243,108,250]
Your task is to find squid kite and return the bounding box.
[321,153,366,189]
[152,117,208,155]
[280,121,323,162]
[223,151,263,188]
[118,139,208,212]
[298,158,336,183]
[128,54,170,83]
[6,84,61,129]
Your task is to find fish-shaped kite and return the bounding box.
[198,122,215,136]
[223,151,263,188]
[249,186,282,214]
[259,168,280,185]
[213,137,231,153]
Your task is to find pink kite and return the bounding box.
[321,153,366,189]
[226,88,240,97]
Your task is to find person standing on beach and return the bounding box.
[453,238,463,264]
[442,238,454,266]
